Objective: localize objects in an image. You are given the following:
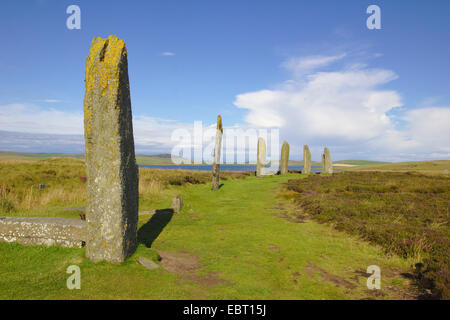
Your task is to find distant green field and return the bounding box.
[1,151,385,167]
[0,151,176,166]
[0,151,84,161]
[1,151,448,174]
[334,160,388,166]
[345,160,450,175]
[136,155,180,165]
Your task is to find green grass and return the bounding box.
[0,170,418,299]
[283,171,450,299]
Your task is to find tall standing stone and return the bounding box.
[211,115,223,190]
[256,138,266,177]
[322,147,333,174]
[303,145,311,174]
[280,141,289,175]
[83,35,139,263]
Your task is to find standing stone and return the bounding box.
[321,153,326,172]
[256,138,266,177]
[280,141,289,175]
[83,35,139,263]
[172,195,183,213]
[211,115,223,190]
[303,145,311,174]
[322,147,333,174]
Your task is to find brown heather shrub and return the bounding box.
[283,171,450,299]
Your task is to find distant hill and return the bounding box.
[0,151,180,165]
[136,154,184,165]
[0,151,84,160]
[287,159,388,166]
[345,160,450,175]
[333,160,389,166]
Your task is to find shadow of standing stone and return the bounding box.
[138,209,174,248]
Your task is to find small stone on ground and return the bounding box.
[137,256,159,270]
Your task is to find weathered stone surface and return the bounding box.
[137,256,159,270]
[303,145,311,174]
[280,141,289,175]
[322,147,333,174]
[256,138,267,177]
[83,35,139,263]
[0,217,86,248]
[172,195,183,213]
[211,115,223,190]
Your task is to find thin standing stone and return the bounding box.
[280,141,289,175]
[303,145,311,174]
[256,138,267,177]
[83,35,139,263]
[211,115,223,190]
[321,153,326,172]
[322,147,333,174]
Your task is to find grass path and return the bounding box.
[0,174,417,299]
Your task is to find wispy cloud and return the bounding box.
[161,52,176,56]
[281,53,347,77]
[40,99,64,103]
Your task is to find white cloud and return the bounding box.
[0,103,83,135]
[0,103,195,154]
[234,54,450,161]
[161,52,175,56]
[402,107,450,154]
[281,53,346,77]
[235,68,402,141]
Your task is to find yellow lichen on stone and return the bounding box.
[84,35,126,104]
[217,114,223,132]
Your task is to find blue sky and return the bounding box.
[0,0,449,161]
